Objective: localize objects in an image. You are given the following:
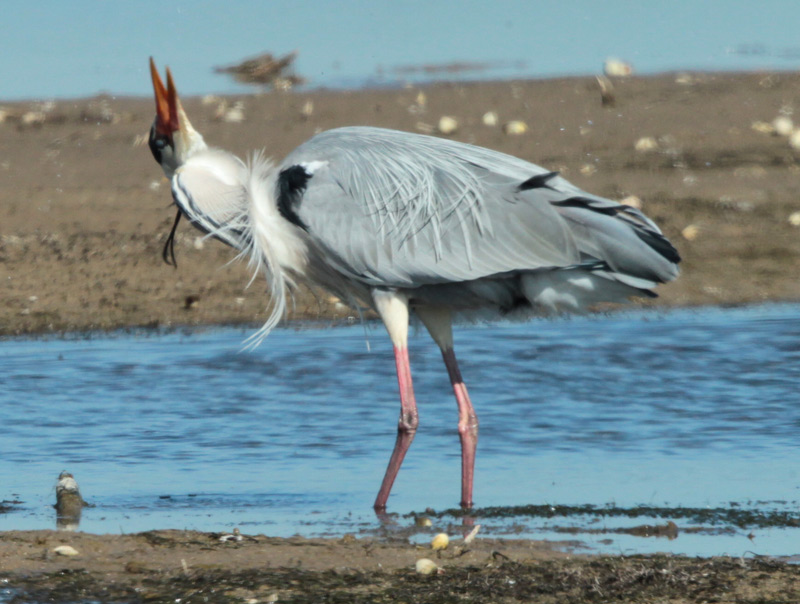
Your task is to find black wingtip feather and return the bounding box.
[634,229,682,265]
[519,171,560,191]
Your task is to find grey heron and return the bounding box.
[148,60,680,510]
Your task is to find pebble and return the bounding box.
[431,533,449,551]
[222,102,245,123]
[502,120,528,135]
[604,58,633,77]
[620,195,643,209]
[681,224,700,240]
[482,111,498,126]
[21,111,46,127]
[788,211,800,226]
[415,558,440,575]
[751,121,775,135]
[789,130,800,150]
[772,116,794,137]
[634,137,659,152]
[437,116,459,135]
[53,545,79,557]
[219,528,243,542]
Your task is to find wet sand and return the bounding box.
[3,72,800,601]
[2,71,800,336]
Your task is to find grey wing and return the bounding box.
[280,127,679,289]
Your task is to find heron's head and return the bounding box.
[149,58,207,179]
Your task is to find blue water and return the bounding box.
[1,304,799,557]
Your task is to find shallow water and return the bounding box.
[1,304,799,557]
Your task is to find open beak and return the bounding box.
[150,57,179,137]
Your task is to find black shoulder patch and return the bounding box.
[277,165,311,230]
[519,171,560,191]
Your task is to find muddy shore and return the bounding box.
[2,71,800,336]
[3,529,800,603]
[3,72,800,601]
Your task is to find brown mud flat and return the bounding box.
[2,71,800,337]
[2,529,800,603]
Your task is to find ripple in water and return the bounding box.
[1,304,799,557]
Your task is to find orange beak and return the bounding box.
[150,57,179,137]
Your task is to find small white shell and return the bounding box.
[437,116,459,135]
[482,111,498,126]
[223,102,246,123]
[21,111,46,127]
[415,558,439,575]
[53,545,79,557]
[789,129,800,150]
[620,195,643,209]
[502,120,528,135]
[634,137,659,152]
[751,121,775,135]
[681,224,700,240]
[788,211,800,226]
[604,58,633,77]
[431,533,449,551]
[772,116,794,137]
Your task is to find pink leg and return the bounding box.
[373,344,419,510]
[442,347,479,509]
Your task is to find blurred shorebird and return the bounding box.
[214,51,305,91]
[147,59,680,510]
[54,471,85,531]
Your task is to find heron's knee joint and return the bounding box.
[458,416,479,436]
[398,411,419,433]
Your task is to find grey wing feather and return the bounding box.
[282,127,678,289]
